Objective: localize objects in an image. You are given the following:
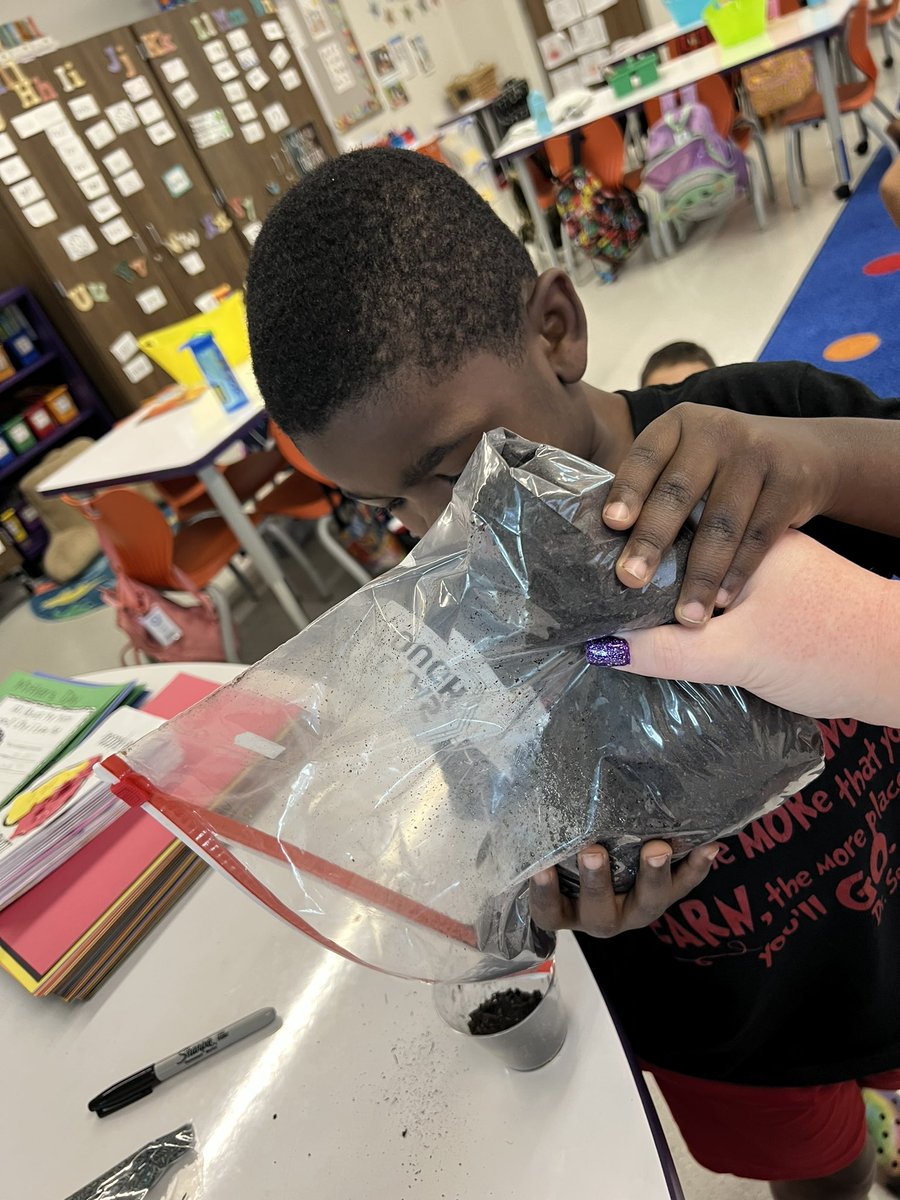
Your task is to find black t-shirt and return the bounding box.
[574,361,900,1087]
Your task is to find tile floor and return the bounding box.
[2,55,898,1199]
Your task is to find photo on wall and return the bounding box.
[383,80,410,109]
[368,44,396,79]
[387,35,416,81]
[409,33,434,76]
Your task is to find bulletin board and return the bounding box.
[132,2,338,236]
[284,0,381,134]
[0,31,249,410]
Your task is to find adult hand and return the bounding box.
[585,530,899,727]
[602,404,837,624]
[529,841,719,937]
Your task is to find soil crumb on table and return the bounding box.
[467,988,542,1035]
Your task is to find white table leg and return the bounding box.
[812,36,852,199]
[513,151,558,266]
[481,105,502,152]
[198,463,309,631]
[626,110,645,165]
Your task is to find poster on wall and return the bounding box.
[282,123,329,176]
[298,0,331,41]
[281,0,381,133]
[319,39,354,94]
[545,0,582,30]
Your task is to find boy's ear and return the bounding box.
[524,269,588,384]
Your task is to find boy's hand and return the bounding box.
[529,841,719,938]
[602,404,836,625]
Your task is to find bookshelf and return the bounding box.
[0,286,111,490]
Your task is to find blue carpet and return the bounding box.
[759,149,900,397]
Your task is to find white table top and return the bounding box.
[36,362,265,496]
[439,94,500,126]
[6,664,680,1200]
[495,0,854,158]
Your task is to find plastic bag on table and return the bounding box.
[102,430,824,984]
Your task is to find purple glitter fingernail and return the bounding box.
[585,636,631,667]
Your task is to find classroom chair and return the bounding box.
[522,154,578,272]
[73,488,246,662]
[869,0,900,67]
[782,0,898,207]
[543,117,673,260]
[255,423,372,590]
[155,444,287,525]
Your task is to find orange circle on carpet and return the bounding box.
[823,333,881,362]
[863,252,900,276]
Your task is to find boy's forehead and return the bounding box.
[304,353,541,490]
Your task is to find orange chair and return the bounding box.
[645,75,775,202]
[544,118,643,192]
[76,488,246,661]
[782,0,898,207]
[253,423,372,590]
[156,446,287,523]
[869,0,900,67]
[520,152,579,270]
[416,137,449,166]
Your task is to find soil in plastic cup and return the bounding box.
[433,960,566,1071]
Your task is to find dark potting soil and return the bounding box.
[468,988,542,1035]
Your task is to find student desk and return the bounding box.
[34,364,309,631]
[4,663,683,1200]
[495,0,857,264]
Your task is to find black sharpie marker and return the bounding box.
[88,1006,278,1117]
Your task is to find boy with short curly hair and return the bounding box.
[247,148,900,1200]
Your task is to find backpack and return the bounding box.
[742,49,814,118]
[553,131,646,282]
[642,92,748,240]
[92,523,233,666]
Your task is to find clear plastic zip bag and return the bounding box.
[103,431,823,983]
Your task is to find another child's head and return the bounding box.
[246,149,595,534]
[640,341,715,389]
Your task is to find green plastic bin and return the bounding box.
[606,54,659,98]
[3,415,36,456]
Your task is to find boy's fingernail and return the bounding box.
[533,870,556,886]
[678,600,707,625]
[646,852,670,868]
[715,587,731,608]
[585,636,631,667]
[619,556,650,583]
[580,852,606,871]
[701,846,720,862]
[604,501,631,523]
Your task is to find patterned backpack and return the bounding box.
[553,130,646,283]
[641,89,749,241]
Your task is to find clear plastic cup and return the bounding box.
[432,961,567,1071]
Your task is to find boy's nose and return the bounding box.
[402,508,436,539]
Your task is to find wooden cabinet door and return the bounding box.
[61,30,251,304]
[0,34,250,412]
[133,3,337,238]
[523,0,647,46]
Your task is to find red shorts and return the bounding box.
[647,1062,900,1182]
